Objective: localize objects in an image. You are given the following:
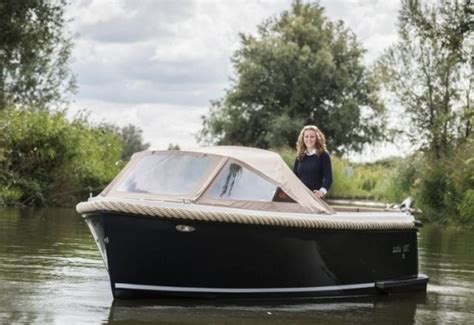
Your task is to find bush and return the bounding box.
[0,107,123,207]
[412,138,474,225]
[415,161,450,222]
[377,157,419,202]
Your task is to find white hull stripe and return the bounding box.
[115,282,375,293]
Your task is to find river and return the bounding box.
[0,208,473,324]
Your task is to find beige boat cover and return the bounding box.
[190,146,334,214]
[103,146,334,214]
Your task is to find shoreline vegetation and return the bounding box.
[0,108,471,227]
[0,107,148,208]
[278,146,473,227]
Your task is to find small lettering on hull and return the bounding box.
[392,244,410,259]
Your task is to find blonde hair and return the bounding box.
[296,125,327,160]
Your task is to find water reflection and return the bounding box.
[0,208,111,324]
[417,225,474,324]
[0,208,473,324]
[107,294,427,324]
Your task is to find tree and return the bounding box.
[0,0,76,110]
[94,123,150,161]
[199,1,385,154]
[116,124,150,161]
[167,143,181,150]
[376,0,473,158]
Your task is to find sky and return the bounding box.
[65,0,405,160]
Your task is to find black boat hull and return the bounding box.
[85,212,428,299]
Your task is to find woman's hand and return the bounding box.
[313,190,324,198]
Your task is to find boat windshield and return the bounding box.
[206,161,277,201]
[115,153,218,196]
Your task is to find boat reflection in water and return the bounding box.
[107,294,427,323]
[76,146,428,299]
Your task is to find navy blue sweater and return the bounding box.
[293,151,332,192]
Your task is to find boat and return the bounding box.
[76,146,429,299]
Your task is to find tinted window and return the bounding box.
[116,153,216,195]
[207,162,277,201]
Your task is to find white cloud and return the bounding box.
[69,99,208,150]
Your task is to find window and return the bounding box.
[207,162,277,201]
[115,153,217,196]
[272,187,296,203]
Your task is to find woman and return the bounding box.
[293,125,332,198]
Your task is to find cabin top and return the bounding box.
[100,146,334,214]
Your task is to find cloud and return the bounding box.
[68,1,292,106]
[322,0,400,63]
[69,0,194,43]
[68,99,208,150]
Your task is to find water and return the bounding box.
[0,208,473,324]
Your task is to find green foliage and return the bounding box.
[330,158,400,201]
[105,123,150,161]
[118,124,150,160]
[0,1,149,207]
[0,0,76,110]
[368,157,419,203]
[376,0,472,157]
[167,143,181,150]
[279,147,400,201]
[200,1,385,154]
[415,162,450,221]
[457,145,474,224]
[92,122,150,162]
[371,0,473,226]
[328,156,363,199]
[413,137,474,225]
[265,114,303,149]
[278,146,298,168]
[0,107,122,207]
[0,187,22,206]
[459,190,474,224]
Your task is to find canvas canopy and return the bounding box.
[103,146,334,214]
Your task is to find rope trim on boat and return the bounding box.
[76,200,415,230]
